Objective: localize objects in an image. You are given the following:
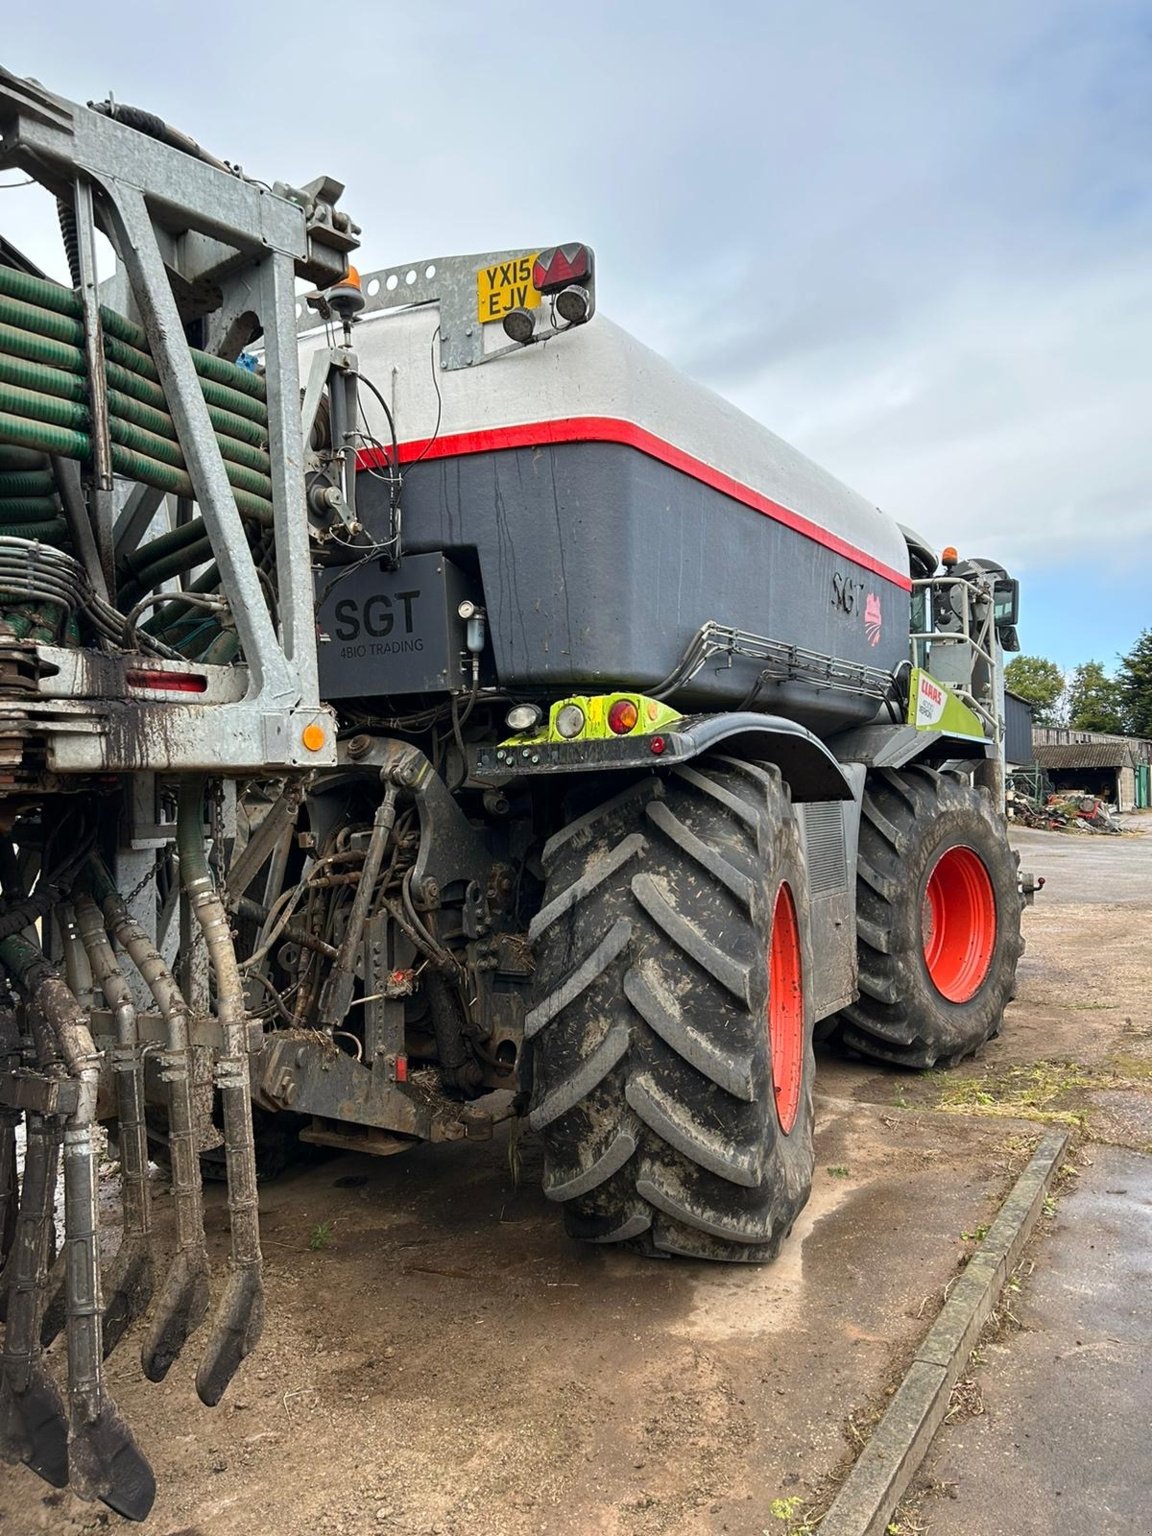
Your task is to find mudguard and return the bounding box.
[471,712,854,803]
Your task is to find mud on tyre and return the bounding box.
[838,765,1024,1069]
[525,757,815,1262]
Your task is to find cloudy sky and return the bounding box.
[4,1,1149,671]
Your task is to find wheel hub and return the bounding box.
[922,845,997,1003]
[768,882,804,1134]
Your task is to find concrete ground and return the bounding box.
[0,820,1148,1535]
[915,1143,1152,1535]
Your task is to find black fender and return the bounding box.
[828,721,993,771]
[471,712,853,803]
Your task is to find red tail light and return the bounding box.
[125,669,208,694]
[533,243,592,294]
[607,698,639,735]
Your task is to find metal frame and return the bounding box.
[297,248,596,371]
[910,574,1002,747]
[0,66,358,772]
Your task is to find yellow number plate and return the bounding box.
[476,253,540,324]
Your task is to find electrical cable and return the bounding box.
[405,326,443,469]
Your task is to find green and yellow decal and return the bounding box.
[906,668,985,738]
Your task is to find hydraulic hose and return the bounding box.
[177,778,265,1406]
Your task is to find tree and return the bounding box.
[1118,629,1152,739]
[1066,661,1126,734]
[1005,655,1065,725]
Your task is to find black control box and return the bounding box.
[315,551,476,699]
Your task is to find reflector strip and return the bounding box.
[125,670,208,694]
[356,418,912,591]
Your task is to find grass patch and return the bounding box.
[1104,1052,1152,1083]
[931,1060,1092,1127]
[826,1164,851,1178]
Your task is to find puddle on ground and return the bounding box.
[667,1160,857,1341]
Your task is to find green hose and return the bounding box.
[0,322,268,440]
[0,351,270,476]
[0,497,60,520]
[0,518,69,543]
[0,470,55,498]
[0,444,47,471]
[0,264,265,401]
[0,264,293,587]
[123,539,213,593]
[0,405,273,524]
[0,296,267,427]
[118,517,210,576]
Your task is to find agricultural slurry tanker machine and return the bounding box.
[0,67,1028,1519]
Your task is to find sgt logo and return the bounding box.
[864,593,882,647]
[331,589,425,658]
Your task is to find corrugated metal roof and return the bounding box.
[1034,743,1136,771]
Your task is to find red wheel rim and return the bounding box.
[767,882,804,1134]
[921,845,997,1003]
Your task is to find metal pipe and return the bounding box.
[73,894,154,1356]
[0,1109,69,1491]
[317,782,397,1026]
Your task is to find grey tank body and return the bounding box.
[305,308,913,737]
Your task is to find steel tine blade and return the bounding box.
[74,894,154,1354]
[195,1065,264,1406]
[62,1113,155,1522]
[68,1401,156,1522]
[0,1112,69,1489]
[139,1054,210,1381]
[100,1242,154,1360]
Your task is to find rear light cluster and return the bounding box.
[503,243,595,344]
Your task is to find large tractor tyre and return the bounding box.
[526,758,815,1263]
[838,765,1024,1069]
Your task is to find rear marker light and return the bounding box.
[395,1054,409,1083]
[607,698,639,735]
[650,736,666,755]
[302,723,327,752]
[125,669,207,694]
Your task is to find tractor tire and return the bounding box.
[525,758,815,1263]
[838,765,1024,1069]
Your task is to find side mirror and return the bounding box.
[993,578,1019,628]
